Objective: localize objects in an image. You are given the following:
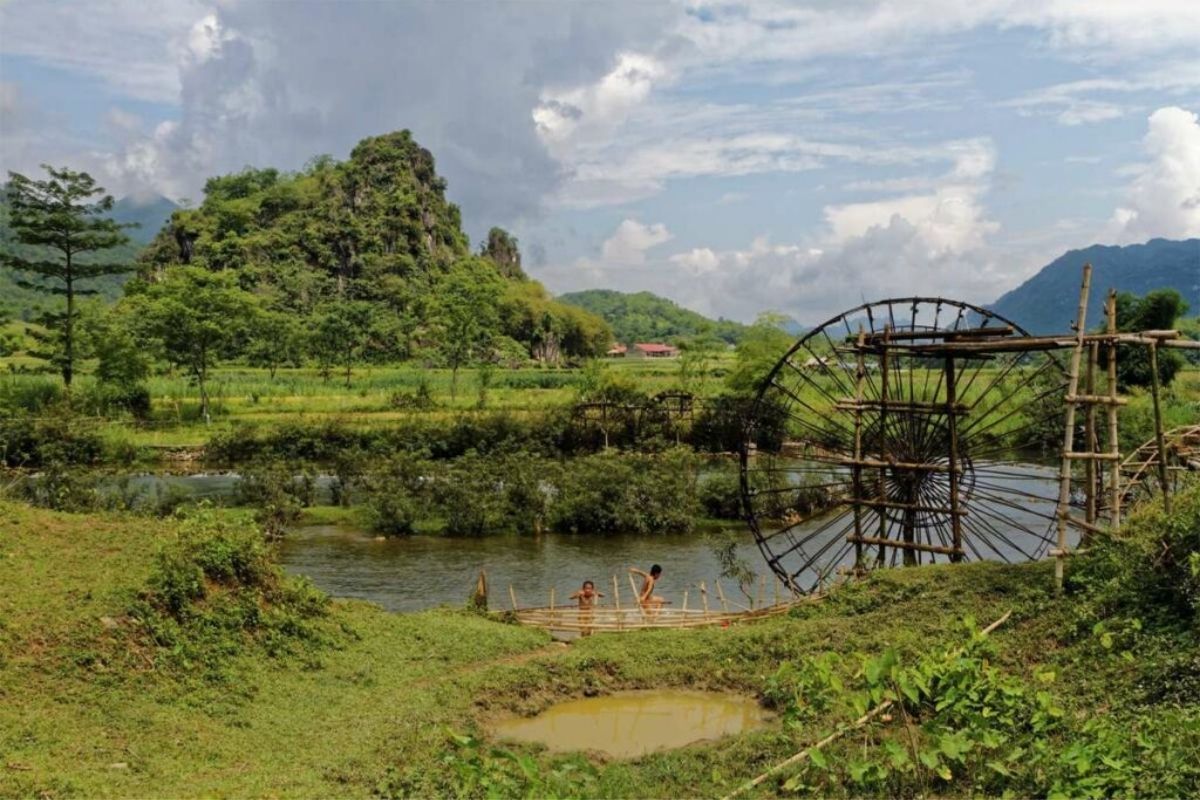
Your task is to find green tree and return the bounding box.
[727,312,794,394]
[2,166,133,387]
[246,309,306,380]
[310,300,373,387]
[435,260,502,399]
[131,267,257,423]
[1110,289,1190,388]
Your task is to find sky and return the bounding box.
[1,0,1199,325]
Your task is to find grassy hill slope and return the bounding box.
[558,289,746,345]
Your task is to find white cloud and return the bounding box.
[600,219,673,264]
[824,139,999,255]
[669,247,721,274]
[0,0,210,103]
[1107,106,1200,242]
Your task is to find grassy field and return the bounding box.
[2,495,1197,797]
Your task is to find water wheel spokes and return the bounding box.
[741,298,1071,594]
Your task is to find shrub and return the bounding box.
[1070,482,1200,625]
[362,452,436,536]
[130,506,333,679]
[0,410,105,468]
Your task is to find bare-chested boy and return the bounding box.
[629,564,665,611]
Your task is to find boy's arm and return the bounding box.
[628,567,648,578]
[568,591,582,600]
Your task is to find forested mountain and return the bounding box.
[133,130,610,363]
[990,239,1200,333]
[557,289,746,345]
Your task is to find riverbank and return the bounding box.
[3,494,1198,797]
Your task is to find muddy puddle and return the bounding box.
[492,689,770,758]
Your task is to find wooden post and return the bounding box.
[1148,341,1172,514]
[681,590,689,612]
[1106,291,1122,528]
[944,354,963,562]
[472,570,489,611]
[549,587,555,612]
[773,578,780,607]
[1084,342,1098,528]
[700,581,710,615]
[716,581,730,613]
[876,325,891,566]
[1055,264,1091,594]
[509,584,519,611]
[612,575,620,611]
[757,575,766,609]
[851,325,867,568]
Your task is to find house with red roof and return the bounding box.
[630,342,679,358]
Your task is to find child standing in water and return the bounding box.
[629,564,665,611]
[569,580,604,636]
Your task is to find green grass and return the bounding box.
[3,496,1195,797]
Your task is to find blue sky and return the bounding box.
[2,0,1198,323]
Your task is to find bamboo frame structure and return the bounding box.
[509,594,812,634]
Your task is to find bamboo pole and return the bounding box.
[757,576,765,609]
[549,587,555,612]
[509,585,518,611]
[1085,342,1098,528]
[1148,341,1172,514]
[629,573,646,619]
[715,581,730,613]
[681,590,689,612]
[700,581,709,615]
[1106,291,1121,528]
[851,325,866,568]
[876,325,891,566]
[1055,264,1091,594]
[945,353,963,561]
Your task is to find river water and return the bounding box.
[276,523,779,613]
[98,459,1068,613]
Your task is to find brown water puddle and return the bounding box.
[492,689,770,758]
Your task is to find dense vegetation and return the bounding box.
[131,131,610,367]
[558,288,747,345]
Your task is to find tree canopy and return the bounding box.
[135,130,609,365]
[2,166,134,386]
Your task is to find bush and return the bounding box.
[131,506,333,679]
[1071,482,1200,625]
[550,448,700,535]
[362,453,435,536]
[0,411,105,468]
[77,381,152,419]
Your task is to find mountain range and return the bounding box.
[989,238,1200,334]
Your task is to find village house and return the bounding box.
[630,342,679,358]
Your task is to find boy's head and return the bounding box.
[650,564,662,577]
[582,580,595,590]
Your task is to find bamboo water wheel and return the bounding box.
[740,298,1073,594]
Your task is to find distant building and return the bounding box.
[606,343,628,357]
[631,342,679,358]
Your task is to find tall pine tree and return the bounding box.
[3,166,133,387]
